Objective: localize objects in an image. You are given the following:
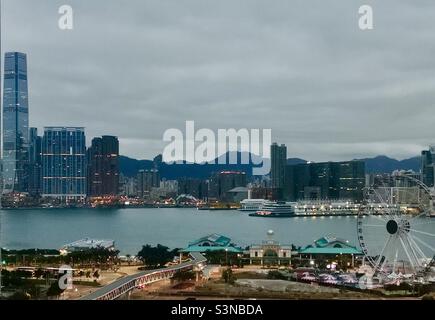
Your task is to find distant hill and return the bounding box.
[287,158,307,165]
[119,154,421,179]
[119,156,154,177]
[357,155,420,174]
[120,152,261,179]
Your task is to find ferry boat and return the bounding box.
[239,199,266,211]
[249,201,295,217]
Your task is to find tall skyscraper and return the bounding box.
[87,135,120,196]
[42,127,86,201]
[28,127,42,195]
[2,52,29,193]
[421,148,434,187]
[270,143,287,189]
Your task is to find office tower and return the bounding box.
[28,127,42,195]
[271,143,287,189]
[421,149,434,187]
[285,160,365,202]
[334,161,366,201]
[285,163,310,201]
[87,135,119,196]
[137,169,160,198]
[42,127,86,201]
[2,52,29,193]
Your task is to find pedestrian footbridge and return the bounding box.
[79,252,206,300]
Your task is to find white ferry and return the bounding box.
[249,201,295,218]
[239,199,266,211]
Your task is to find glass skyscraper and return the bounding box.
[2,52,29,193]
[421,148,434,187]
[271,143,287,189]
[42,127,86,200]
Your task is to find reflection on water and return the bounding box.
[0,208,434,256]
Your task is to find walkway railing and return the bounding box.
[79,252,206,300]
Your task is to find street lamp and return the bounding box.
[225,248,228,266]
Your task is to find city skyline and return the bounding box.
[2,1,435,162]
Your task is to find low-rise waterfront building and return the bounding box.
[60,238,115,255]
[248,230,294,265]
[298,236,363,269]
[179,233,243,254]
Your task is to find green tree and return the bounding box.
[34,268,45,279]
[137,244,178,268]
[203,250,242,266]
[9,291,31,300]
[267,270,288,280]
[67,248,119,266]
[93,270,100,280]
[222,268,235,284]
[46,281,65,299]
[172,270,195,282]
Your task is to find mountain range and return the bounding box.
[119,153,421,179]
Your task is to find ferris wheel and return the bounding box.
[357,174,435,282]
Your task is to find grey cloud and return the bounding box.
[2,0,435,161]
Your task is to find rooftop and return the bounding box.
[298,247,362,255]
[298,236,362,255]
[61,238,115,251]
[181,234,243,254]
[227,187,249,193]
[179,245,243,253]
[189,233,232,247]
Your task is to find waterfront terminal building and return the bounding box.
[248,230,294,265]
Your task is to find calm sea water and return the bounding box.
[0,208,434,256]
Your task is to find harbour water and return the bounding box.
[0,208,433,256]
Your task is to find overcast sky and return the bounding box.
[2,0,435,161]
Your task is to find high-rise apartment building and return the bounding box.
[137,169,160,198]
[87,136,120,196]
[42,127,86,201]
